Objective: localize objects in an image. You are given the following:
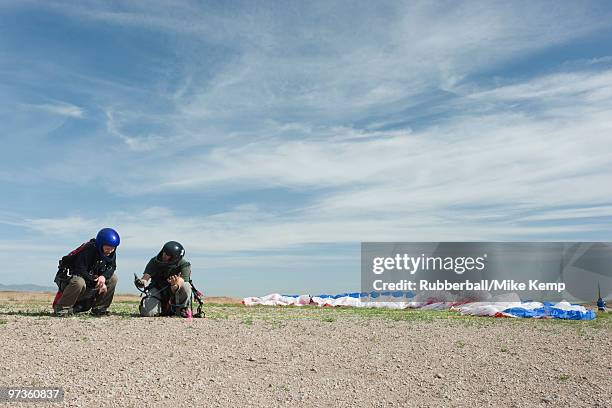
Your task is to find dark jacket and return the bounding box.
[60,240,117,287]
[143,254,191,289]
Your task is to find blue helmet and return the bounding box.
[95,228,120,260]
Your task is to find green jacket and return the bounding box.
[144,257,191,289]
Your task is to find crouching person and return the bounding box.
[53,228,120,316]
[135,241,192,317]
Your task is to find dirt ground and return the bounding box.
[0,292,610,407]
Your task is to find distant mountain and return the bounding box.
[0,283,56,292]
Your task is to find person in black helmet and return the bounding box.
[135,241,192,317]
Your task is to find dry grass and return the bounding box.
[0,290,242,305]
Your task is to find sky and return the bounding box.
[1,0,612,296]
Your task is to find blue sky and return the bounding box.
[1,1,612,296]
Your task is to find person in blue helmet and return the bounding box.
[52,228,120,316]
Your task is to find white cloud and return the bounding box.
[0,242,64,253]
[2,2,612,293]
[22,216,99,236]
[9,200,609,257]
[109,68,612,209]
[9,0,610,152]
[83,66,612,251]
[105,110,165,152]
[464,71,612,103]
[22,102,84,118]
[517,206,612,222]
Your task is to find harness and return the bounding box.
[134,273,204,318]
[52,240,106,311]
[54,240,113,289]
[54,241,91,289]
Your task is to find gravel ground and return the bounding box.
[0,306,611,407]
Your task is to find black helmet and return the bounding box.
[160,241,185,263]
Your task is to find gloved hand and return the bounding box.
[134,277,146,288]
